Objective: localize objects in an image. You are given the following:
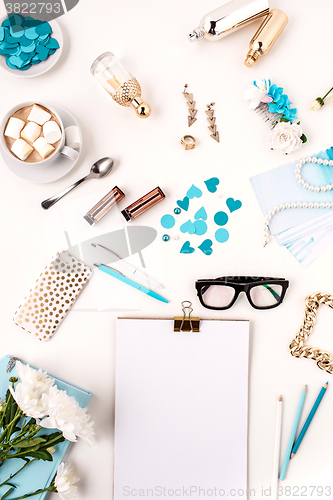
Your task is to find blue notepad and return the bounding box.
[250,146,333,235]
[0,355,92,500]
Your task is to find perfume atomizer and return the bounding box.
[188,1,288,68]
[244,9,288,67]
[188,0,270,43]
[91,52,151,119]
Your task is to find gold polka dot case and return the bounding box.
[13,252,93,342]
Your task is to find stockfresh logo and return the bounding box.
[4,0,80,22]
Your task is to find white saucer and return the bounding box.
[0,17,63,78]
[1,103,82,184]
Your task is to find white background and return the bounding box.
[1,0,333,498]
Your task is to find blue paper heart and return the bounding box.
[176,196,189,211]
[204,177,220,193]
[193,220,207,236]
[187,184,202,199]
[226,197,242,213]
[180,219,196,235]
[180,241,195,254]
[194,207,207,221]
[198,239,213,256]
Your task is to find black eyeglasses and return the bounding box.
[195,276,289,310]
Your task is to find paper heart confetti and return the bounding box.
[180,219,196,235]
[194,207,207,221]
[193,220,207,236]
[186,184,202,199]
[204,177,220,193]
[180,241,195,254]
[226,198,242,213]
[198,239,213,255]
[176,197,190,211]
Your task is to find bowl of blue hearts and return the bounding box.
[0,14,63,78]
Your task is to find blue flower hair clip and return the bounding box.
[244,78,307,154]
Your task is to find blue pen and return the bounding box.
[95,264,169,304]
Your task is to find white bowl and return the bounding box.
[0,17,63,78]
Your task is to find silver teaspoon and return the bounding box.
[41,157,114,210]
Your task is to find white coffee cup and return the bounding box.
[0,102,78,165]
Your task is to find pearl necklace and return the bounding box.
[295,156,333,191]
[263,156,333,247]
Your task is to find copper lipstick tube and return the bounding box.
[121,187,165,222]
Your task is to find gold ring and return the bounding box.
[181,135,196,150]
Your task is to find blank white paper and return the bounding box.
[115,319,249,500]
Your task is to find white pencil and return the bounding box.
[272,396,283,500]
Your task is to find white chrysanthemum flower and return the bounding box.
[16,362,55,394]
[54,462,80,500]
[9,363,54,419]
[38,386,95,446]
[244,78,272,110]
[270,122,303,154]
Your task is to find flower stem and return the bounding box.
[0,459,37,487]
[0,486,56,500]
[323,87,333,100]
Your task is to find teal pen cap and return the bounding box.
[146,289,169,303]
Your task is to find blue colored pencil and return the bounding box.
[291,382,328,458]
[279,385,307,481]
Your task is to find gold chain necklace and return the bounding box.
[290,292,333,374]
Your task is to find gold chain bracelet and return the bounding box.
[290,292,333,374]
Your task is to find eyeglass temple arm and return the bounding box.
[263,284,281,301]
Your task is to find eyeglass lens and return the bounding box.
[200,283,283,309]
[249,284,283,307]
[201,285,235,308]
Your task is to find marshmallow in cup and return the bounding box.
[0,102,78,165]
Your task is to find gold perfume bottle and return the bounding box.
[244,9,288,67]
[91,52,151,118]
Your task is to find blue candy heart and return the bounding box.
[180,241,195,254]
[204,177,220,193]
[180,219,196,235]
[187,184,202,199]
[193,220,207,236]
[198,239,213,256]
[194,207,207,220]
[176,196,189,211]
[226,198,242,213]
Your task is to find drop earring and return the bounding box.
[183,84,198,127]
[206,103,220,142]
